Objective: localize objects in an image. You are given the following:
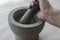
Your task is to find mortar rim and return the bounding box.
[8,6,44,28]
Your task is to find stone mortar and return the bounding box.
[8,7,45,40]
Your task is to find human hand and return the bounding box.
[29,0,52,21]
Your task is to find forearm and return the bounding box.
[46,8,60,27]
[39,0,60,27]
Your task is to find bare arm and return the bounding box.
[38,0,60,27]
[29,0,60,28]
[46,8,60,27]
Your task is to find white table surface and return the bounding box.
[0,0,60,40]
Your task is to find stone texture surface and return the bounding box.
[0,0,60,40]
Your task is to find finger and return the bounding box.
[28,0,35,9]
[35,0,38,1]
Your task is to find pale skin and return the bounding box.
[29,0,60,28]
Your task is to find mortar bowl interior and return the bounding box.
[8,7,45,28]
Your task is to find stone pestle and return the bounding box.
[19,1,40,24]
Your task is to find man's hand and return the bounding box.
[29,0,60,27]
[29,0,52,21]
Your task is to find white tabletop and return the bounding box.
[0,0,60,40]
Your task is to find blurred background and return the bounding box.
[0,0,60,40]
